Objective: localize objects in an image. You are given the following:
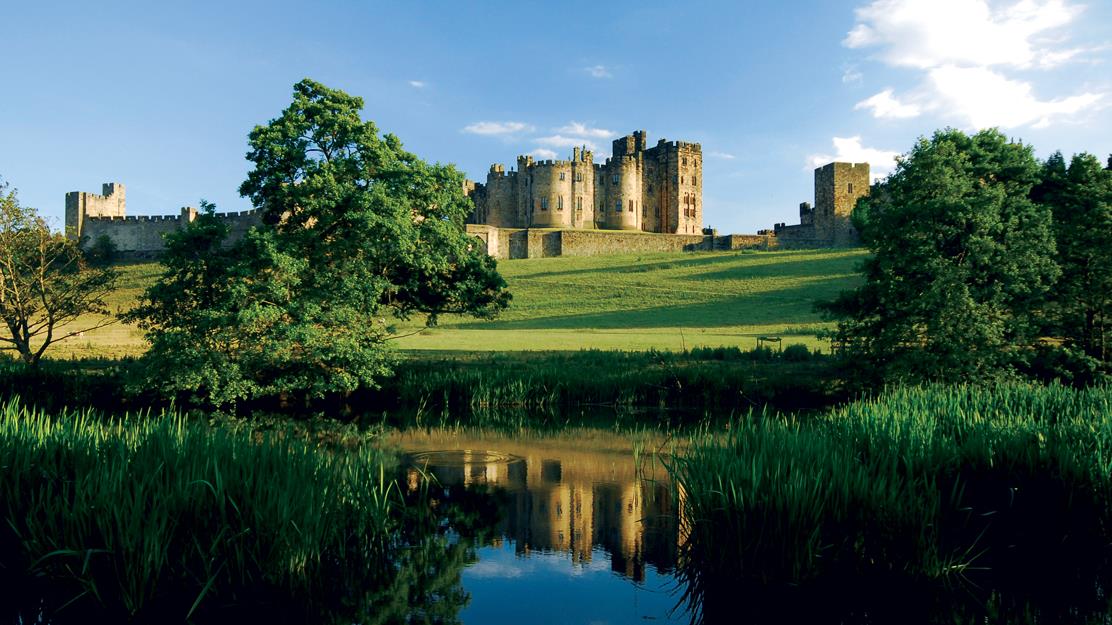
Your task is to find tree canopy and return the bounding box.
[1034,151,1112,366]
[822,128,1059,384]
[0,180,118,366]
[129,80,509,405]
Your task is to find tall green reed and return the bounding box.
[0,398,401,622]
[673,384,1112,623]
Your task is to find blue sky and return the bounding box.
[3,0,1109,234]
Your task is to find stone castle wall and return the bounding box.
[467,225,774,260]
[814,162,869,245]
[469,130,703,235]
[66,183,261,257]
[773,162,869,246]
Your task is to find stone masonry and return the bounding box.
[65,183,261,257]
[467,130,704,235]
[772,162,869,246]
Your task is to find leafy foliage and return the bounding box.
[822,129,1059,384]
[129,80,509,405]
[1034,152,1112,364]
[0,181,117,366]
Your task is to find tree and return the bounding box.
[0,180,118,366]
[1034,152,1112,362]
[821,129,1059,384]
[129,80,510,405]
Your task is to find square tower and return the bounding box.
[813,163,868,244]
[64,182,126,240]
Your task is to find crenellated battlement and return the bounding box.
[772,162,869,246]
[468,129,703,235]
[65,182,263,256]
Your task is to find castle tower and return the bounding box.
[529,160,574,228]
[64,182,126,240]
[813,163,869,245]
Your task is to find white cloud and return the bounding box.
[845,0,1081,70]
[707,151,736,160]
[408,80,426,89]
[462,121,535,136]
[555,122,614,139]
[535,135,598,150]
[842,66,864,84]
[808,136,899,180]
[925,65,1102,128]
[584,64,612,79]
[844,0,1105,129]
[527,148,558,159]
[854,89,922,119]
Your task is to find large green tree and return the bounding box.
[822,129,1059,384]
[129,80,509,404]
[1034,151,1112,363]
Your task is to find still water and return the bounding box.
[393,430,689,625]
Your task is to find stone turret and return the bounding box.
[65,182,126,240]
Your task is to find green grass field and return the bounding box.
[55,248,866,358]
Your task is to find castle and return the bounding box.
[63,157,869,259]
[771,162,869,246]
[467,130,704,234]
[65,183,261,256]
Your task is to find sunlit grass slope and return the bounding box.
[57,248,866,357]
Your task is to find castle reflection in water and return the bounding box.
[404,445,682,582]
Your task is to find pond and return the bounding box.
[393,430,689,625]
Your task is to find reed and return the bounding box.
[0,398,402,623]
[377,347,840,418]
[673,384,1112,623]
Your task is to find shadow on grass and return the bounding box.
[509,249,864,282]
[452,277,853,330]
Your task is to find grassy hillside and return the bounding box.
[54,248,866,358]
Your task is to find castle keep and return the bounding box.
[65,183,261,256]
[468,130,704,234]
[772,162,869,246]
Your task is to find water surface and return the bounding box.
[395,430,688,625]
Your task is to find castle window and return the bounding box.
[615,199,622,212]
[576,196,582,211]
[654,205,660,217]
[682,157,687,166]
[541,197,549,211]
[693,175,697,186]
[557,196,563,210]
[559,172,566,181]
[681,176,685,184]
[628,199,634,213]
[848,183,854,193]
[575,172,582,182]
[612,174,620,184]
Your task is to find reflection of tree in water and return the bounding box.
[0,481,504,625]
[354,483,507,625]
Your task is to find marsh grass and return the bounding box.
[673,384,1112,623]
[0,398,404,623]
[374,347,842,419]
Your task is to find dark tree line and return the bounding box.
[824,128,1112,385]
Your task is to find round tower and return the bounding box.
[605,155,642,231]
[528,161,573,228]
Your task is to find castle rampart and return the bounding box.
[467,130,701,235]
[65,183,261,257]
[773,162,869,246]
